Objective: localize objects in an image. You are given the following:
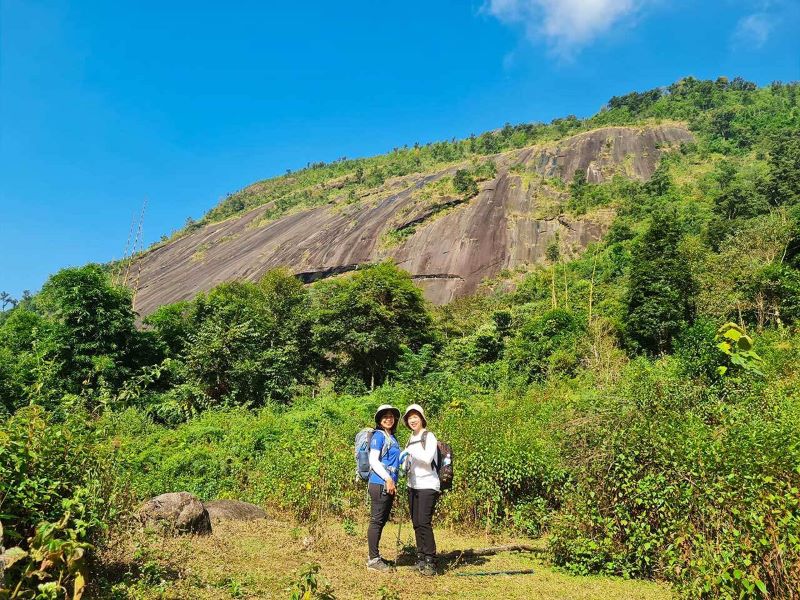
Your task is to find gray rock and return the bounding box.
[139,492,212,535]
[204,499,267,523]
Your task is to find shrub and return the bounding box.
[0,406,119,597]
[550,356,800,598]
[453,169,479,198]
[506,309,588,381]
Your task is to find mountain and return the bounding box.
[130,123,692,315]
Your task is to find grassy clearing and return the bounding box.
[94,515,673,599]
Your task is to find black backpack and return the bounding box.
[413,431,453,492]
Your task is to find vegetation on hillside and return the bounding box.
[169,76,798,234]
[2,77,800,599]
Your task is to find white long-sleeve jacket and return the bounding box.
[405,430,440,491]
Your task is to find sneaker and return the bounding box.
[420,557,437,577]
[366,557,395,572]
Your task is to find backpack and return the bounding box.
[354,428,391,482]
[416,431,454,492]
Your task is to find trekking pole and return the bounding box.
[395,494,403,550]
[396,515,403,552]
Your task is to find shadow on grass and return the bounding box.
[88,557,183,598]
[393,542,546,574]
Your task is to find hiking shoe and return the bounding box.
[420,557,437,577]
[415,554,425,572]
[366,557,395,572]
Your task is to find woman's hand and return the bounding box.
[385,479,396,495]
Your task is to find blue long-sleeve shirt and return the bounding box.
[368,430,400,485]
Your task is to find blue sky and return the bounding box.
[1,0,798,299]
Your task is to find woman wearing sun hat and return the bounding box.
[400,403,440,576]
[366,404,401,572]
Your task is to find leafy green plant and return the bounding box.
[715,322,763,376]
[452,169,479,198]
[0,512,91,600]
[341,519,356,537]
[377,586,400,600]
[288,564,335,600]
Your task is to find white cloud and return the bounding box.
[733,13,773,48]
[483,0,651,57]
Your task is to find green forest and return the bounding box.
[1,76,799,599]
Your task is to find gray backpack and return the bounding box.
[354,428,390,482]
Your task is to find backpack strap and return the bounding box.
[405,430,429,449]
[425,431,439,470]
[374,429,392,461]
[405,430,437,470]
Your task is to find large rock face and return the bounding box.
[131,125,692,314]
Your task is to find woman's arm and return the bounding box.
[369,448,393,482]
[407,431,438,464]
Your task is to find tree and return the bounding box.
[310,262,432,389]
[714,161,769,220]
[710,106,738,141]
[762,130,800,207]
[0,291,16,311]
[453,169,479,198]
[624,210,697,354]
[36,264,153,396]
[546,234,561,309]
[743,263,800,329]
[506,309,587,381]
[143,301,194,358]
[569,170,589,212]
[644,159,672,198]
[181,270,316,406]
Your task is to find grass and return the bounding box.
[93,514,674,599]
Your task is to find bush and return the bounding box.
[0,405,119,597]
[107,400,365,520]
[437,395,566,532]
[550,356,800,598]
[453,169,479,198]
[506,309,588,381]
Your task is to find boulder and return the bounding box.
[139,492,212,535]
[204,499,267,523]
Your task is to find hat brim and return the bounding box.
[374,407,401,427]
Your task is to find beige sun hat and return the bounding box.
[402,403,427,428]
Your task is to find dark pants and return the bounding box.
[368,483,394,560]
[408,487,439,559]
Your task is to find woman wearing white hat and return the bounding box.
[366,404,401,572]
[401,403,440,576]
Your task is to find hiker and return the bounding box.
[366,404,401,572]
[401,403,440,576]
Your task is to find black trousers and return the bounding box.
[408,487,439,559]
[368,483,394,560]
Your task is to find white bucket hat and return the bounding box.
[402,403,427,428]
[374,404,401,428]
